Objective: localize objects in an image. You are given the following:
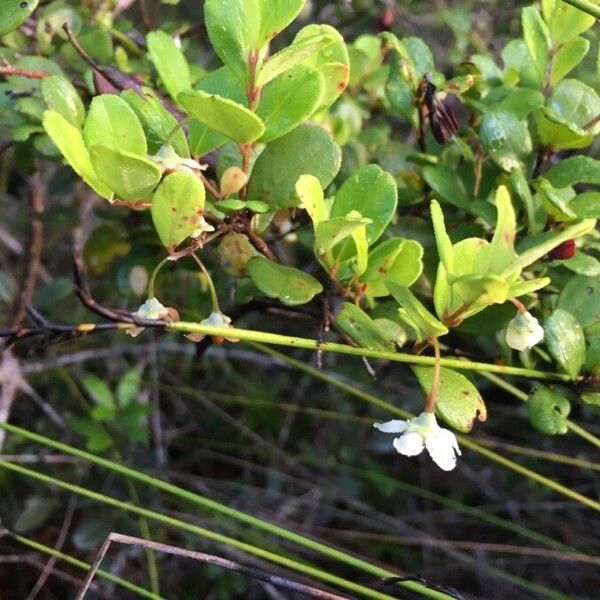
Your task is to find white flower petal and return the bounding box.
[425,428,461,471]
[506,311,544,351]
[373,419,409,434]
[134,298,168,320]
[393,431,425,457]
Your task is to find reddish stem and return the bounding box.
[424,337,441,414]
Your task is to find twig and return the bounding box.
[10,173,45,330]
[0,175,45,449]
[0,66,49,79]
[26,500,75,600]
[76,532,348,600]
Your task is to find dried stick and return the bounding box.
[76,532,348,600]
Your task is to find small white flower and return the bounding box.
[128,297,178,338]
[374,412,461,471]
[133,298,169,320]
[150,145,208,174]
[505,310,544,352]
[190,216,215,239]
[186,311,239,343]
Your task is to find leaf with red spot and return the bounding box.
[413,366,487,433]
[151,172,206,250]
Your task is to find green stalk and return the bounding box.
[479,371,600,450]
[251,344,600,513]
[565,420,600,450]
[167,321,572,381]
[148,257,171,299]
[6,530,163,599]
[0,458,443,600]
[561,0,600,18]
[0,424,452,600]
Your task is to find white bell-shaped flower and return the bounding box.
[505,310,544,352]
[190,216,215,240]
[150,145,208,174]
[193,311,239,342]
[133,297,169,320]
[374,412,461,471]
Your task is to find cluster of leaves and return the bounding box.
[1,0,599,442]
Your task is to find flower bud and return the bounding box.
[220,166,248,197]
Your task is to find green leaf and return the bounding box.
[544,309,586,379]
[480,109,532,172]
[204,0,260,82]
[247,124,341,208]
[542,156,600,188]
[549,79,600,130]
[70,418,112,452]
[151,172,206,250]
[385,51,416,120]
[534,178,577,221]
[40,75,85,129]
[246,256,323,306]
[147,30,191,100]
[536,107,592,150]
[0,0,39,36]
[413,366,487,433]
[550,36,590,85]
[314,214,370,255]
[203,0,305,82]
[450,274,510,318]
[387,282,448,342]
[561,252,600,277]
[82,374,115,409]
[527,385,570,435]
[430,200,454,274]
[296,174,327,225]
[43,110,113,201]
[121,88,190,158]
[116,369,142,408]
[581,392,600,407]
[90,145,162,202]
[292,24,350,110]
[548,1,596,45]
[257,32,335,86]
[257,65,325,143]
[336,303,394,351]
[186,66,246,155]
[360,238,424,297]
[504,219,596,277]
[558,275,600,330]
[522,6,551,80]
[330,165,398,245]
[403,37,435,81]
[178,90,265,144]
[537,79,600,150]
[422,165,469,211]
[487,185,517,273]
[497,88,545,120]
[83,95,147,156]
[571,192,600,218]
[511,168,537,232]
[255,0,305,47]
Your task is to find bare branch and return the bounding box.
[77,532,348,600]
